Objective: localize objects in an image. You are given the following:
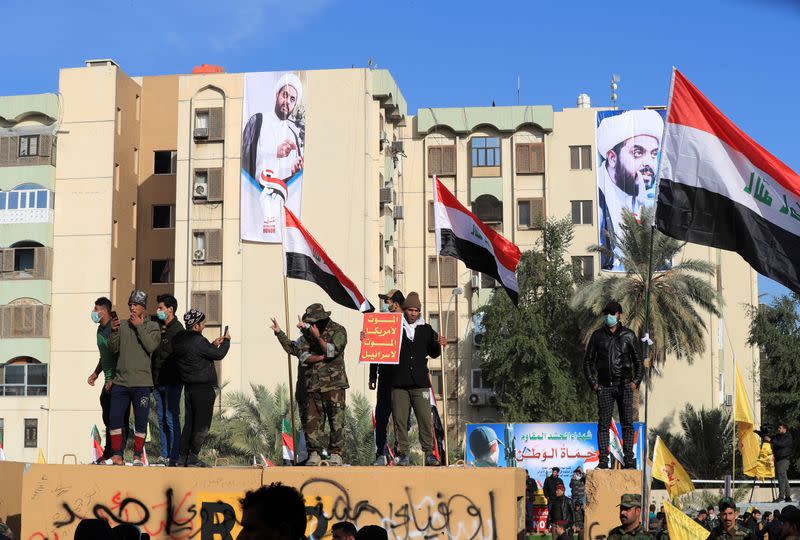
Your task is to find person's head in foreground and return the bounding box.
[237,482,306,540]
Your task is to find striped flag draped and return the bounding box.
[655,69,800,293]
[433,177,522,304]
[283,207,374,312]
[91,425,104,462]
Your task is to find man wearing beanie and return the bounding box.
[173,308,231,467]
[583,300,642,469]
[107,289,161,466]
[390,292,446,466]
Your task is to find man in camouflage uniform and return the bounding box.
[707,498,756,540]
[608,494,653,540]
[271,303,348,466]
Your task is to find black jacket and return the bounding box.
[151,318,184,386]
[173,330,230,386]
[391,323,441,388]
[547,495,575,527]
[771,431,793,461]
[543,476,561,501]
[583,324,643,387]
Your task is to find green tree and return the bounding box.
[747,293,800,469]
[572,206,722,366]
[478,217,596,422]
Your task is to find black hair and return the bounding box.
[95,297,112,312]
[332,521,358,535]
[240,482,306,540]
[552,467,560,472]
[698,509,708,516]
[779,422,789,430]
[156,294,178,313]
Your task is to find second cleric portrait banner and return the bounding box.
[465,422,645,496]
[241,71,308,243]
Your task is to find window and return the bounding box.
[195,110,209,130]
[429,369,443,397]
[473,195,502,224]
[152,205,175,229]
[430,311,457,342]
[153,151,177,174]
[428,256,458,288]
[571,200,593,225]
[379,233,384,270]
[0,361,47,396]
[193,229,223,264]
[18,135,39,157]
[191,290,222,325]
[194,108,224,140]
[572,256,595,281]
[515,142,544,174]
[570,145,592,170]
[14,248,35,271]
[428,145,457,176]
[471,137,501,167]
[24,419,37,448]
[517,198,544,230]
[150,259,173,284]
[0,419,3,448]
[471,369,492,392]
[0,304,50,338]
[193,168,223,202]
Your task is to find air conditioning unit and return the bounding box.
[193,249,206,262]
[724,394,734,407]
[473,330,485,348]
[379,187,392,204]
[470,273,480,290]
[194,182,208,199]
[394,205,404,220]
[391,141,404,153]
[194,127,208,139]
[468,393,488,407]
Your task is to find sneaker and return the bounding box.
[393,454,410,466]
[425,454,440,467]
[186,458,210,468]
[306,451,322,466]
[168,459,180,467]
[111,455,125,466]
[373,455,388,466]
[328,453,344,466]
[597,458,609,469]
[624,459,637,470]
[132,455,145,466]
[154,456,169,466]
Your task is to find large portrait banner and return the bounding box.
[241,71,308,243]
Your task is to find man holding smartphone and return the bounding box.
[173,308,231,467]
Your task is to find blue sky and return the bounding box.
[3,0,798,301]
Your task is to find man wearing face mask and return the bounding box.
[367,289,404,466]
[107,290,162,466]
[583,301,642,469]
[86,297,129,464]
[150,294,184,466]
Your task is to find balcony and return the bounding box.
[0,246,52,280]
[0,188,54,225]
[0,303,51,338]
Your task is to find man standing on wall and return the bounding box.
[151,294,184,467]
[390,292,446,466]
[173,309,231,467]
[369,289,404,466]
[272,303,348,466]
[87,297,129,464]
[583,301,642,469]
[766,423,794,502]
[108,290,161,466]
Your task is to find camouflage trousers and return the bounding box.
[305,388,346,454]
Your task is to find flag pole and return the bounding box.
[283,275,298,465]
[436,254,451,466]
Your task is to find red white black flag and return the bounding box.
[433,177,522,304]
[283,208,374,312]
[655,70,800,293]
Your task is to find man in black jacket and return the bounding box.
[583,300,642,469]
[390,292,446,466]
[767,423,794,502]
[547,481,575,535]
[543,467,561,501]
[151,294,184,467]
[173,308,230,467]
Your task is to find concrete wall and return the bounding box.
[0,462,525,540]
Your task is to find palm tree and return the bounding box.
[572,206,722,366]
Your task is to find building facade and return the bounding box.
[0,62,760,461]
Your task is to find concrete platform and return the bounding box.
[584,469,642,540]
[0,461,526,539]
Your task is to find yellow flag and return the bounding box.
[735,365,760,475]
[746,440,775,479]
[652,436,695,499]
[37,448,46,464]
[664,501,711,540]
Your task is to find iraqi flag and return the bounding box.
[433,177,522,304]
[281,417,295,462]
[655,70,800,293]
[91,425,104,462]
[283,207,374,312]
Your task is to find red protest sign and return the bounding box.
[359,312,402,364]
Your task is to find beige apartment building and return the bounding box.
[0,60,759,462]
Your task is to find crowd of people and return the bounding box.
[89,290,230,467]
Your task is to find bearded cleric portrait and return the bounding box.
[596,109,666,271]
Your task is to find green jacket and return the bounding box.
[109,319,161,387]
[276,320,348,393]
[608,524,654,540]
[96,320,119,380]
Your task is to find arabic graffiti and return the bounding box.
[299,477,498,540]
